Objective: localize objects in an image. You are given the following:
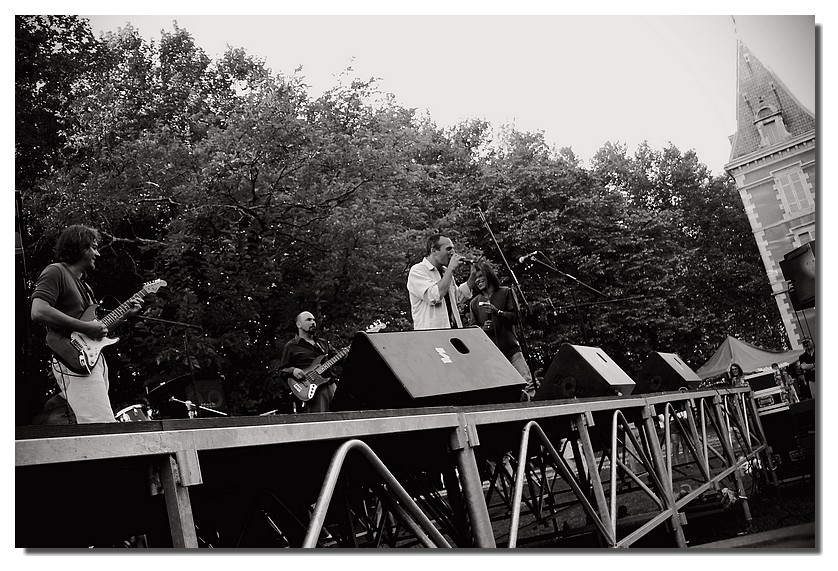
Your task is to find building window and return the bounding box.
[754,105,790,147]
[774,166,814,216]
[761,119,784,145]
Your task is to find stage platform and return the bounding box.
[16,387,784,549]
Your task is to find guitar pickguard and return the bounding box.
[70,331,119,372]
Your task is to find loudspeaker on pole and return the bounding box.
[779,241,815,311]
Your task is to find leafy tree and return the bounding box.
[15,15,104,190]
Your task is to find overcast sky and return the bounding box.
[82,11,816,176]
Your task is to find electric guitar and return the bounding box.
[46,279,167,373]
[286,321,386,402]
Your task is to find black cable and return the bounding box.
[52,358,75,425]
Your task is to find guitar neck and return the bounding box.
[314,346,350,374]
[100,290,148,328]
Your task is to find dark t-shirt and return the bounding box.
[31,263,94,336]
[798,350,815,383]
[468,287,521,357]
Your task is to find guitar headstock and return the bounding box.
[365,320,387,334]
[142,279,168,294]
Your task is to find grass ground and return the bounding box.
[683,475,816,547]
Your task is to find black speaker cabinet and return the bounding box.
[535,343,636,401]
[331,328,526,411]
[184,379,227,413]
[634,351,702,393]
[760,401,815,481]
[780,241,816,310]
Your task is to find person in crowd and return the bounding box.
[772,362,798,404]
[278,311,342,413]
[406,233,477,330]
[728,363,746,387]
[796,338,815,399]
[30,224,143,424]
[467,260,536,400]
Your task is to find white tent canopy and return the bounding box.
[696,335,803,379]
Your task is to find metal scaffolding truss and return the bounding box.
[496,391,773,548]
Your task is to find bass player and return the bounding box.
[277,311,344,413]
[30,224,144,423]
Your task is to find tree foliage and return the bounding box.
[16,17,788,420]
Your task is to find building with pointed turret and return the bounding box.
[724,40,816,349]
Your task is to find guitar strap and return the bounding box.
[78,277,96,307]
[311,337,329,356]
[59,263,95,308]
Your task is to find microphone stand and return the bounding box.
[525,252,625,345]
[138,316,206,417]
[526,254,608,299]
[474,206,531,311]
[473,205,536,386]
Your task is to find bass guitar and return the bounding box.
[46,279,167,373]
[287,321,385,402]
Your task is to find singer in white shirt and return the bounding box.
[407,234,478,330]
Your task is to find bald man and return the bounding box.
[277,311,341,412]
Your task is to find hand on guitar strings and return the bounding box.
[126,295,144,316]
[81,319,108,340]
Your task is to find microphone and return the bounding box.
[518,251,539,263]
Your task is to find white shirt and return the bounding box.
[407,257,472,330]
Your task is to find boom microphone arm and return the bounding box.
[473,205,530,312]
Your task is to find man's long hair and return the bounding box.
[54,224,100,263]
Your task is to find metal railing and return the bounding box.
[16,386,770,548]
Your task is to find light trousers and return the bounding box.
[51,356,116,423]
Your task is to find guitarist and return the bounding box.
[30,225,143,424]
[278,311,343,413]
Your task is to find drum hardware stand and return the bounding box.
[138,316,206,417]
[169,396,228,418]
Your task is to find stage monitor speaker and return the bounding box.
[534,343,635,401]
[331,328,526,411]
[634,351,702,393]
[779,241,815,310]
